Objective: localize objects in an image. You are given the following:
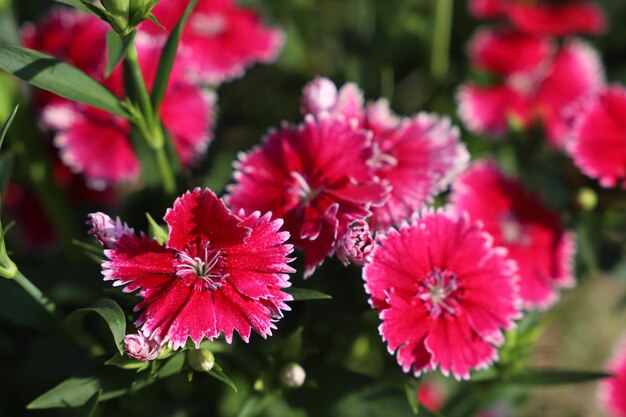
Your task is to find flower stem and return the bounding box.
[14,271,57,315]
[125,43,176,196]
[430,0,454,82]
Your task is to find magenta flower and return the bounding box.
[123,333,161,361]
[143,0,284,84]
[451,160,576,310]
[227,114,389,277]
[567,85,626,188]
[33,27,216,185]
[599,334,626,417]
[363,210,521,380]
[299,78,468,230]
[468,0,606,36]
[364,106,469,230]
[99,188,294,348]
[458,36,604,147]
[336,220,375,267]
[87,212,134,249]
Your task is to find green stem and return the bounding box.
[125,43,176,196]
[430,0,453,81]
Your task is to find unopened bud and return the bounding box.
[577,187,598,211]
[101,0,130,17]
[336,220,374,266]
[187,349,215,373]
[124,333,161,361]
[280,363,306,388]
[301,77,338,116]
[87,212,134,249]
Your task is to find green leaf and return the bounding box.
[105,353,150,371]
[502,368,612,385]
[52,0,99,15]
[105,30,135,77]
[404,382,418,414]
[209,363,238,392]
[67,299,126,355]
[157,352,186,378]
[151,0,199,110]
[0,46,127,117]
[146,212,169,245]
[74,390,101,417]
[284,287,332,301]
[0,104,17,150]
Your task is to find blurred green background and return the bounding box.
[1,1,626,416]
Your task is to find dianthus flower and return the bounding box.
[95,188,294,348]
[567,85,626,188]
[143,0,284,84]
[227,114,389,277]
[468,0,606,36]
[300,78,469,230]
[25,12,217,185]
[363,210,521,380]
[599,333,626,417]
[451,160,576,310]
[458,34,604,147]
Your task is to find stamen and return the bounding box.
[176,241,228,290]
[418,268,461,316]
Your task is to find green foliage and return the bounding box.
[67,299,127,355]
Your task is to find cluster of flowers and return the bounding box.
[459,0,625,188]
[23,0,283,187]
[88,74,581,383]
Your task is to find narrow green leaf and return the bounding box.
[284,287,332,301]
[151,0,199,110]
[404,382,418,415]
[28,376,101,409]
[157,352,186,378]
[0,46,127,117]
[52,0,96,14]
[0,104,18,150]
[105,353,149,371]
[503,368,612,385]
[67,298,126,355]
[105,30,135,77]
[146,212,168,245]
[208,364,238,392]
[75,390,101,417]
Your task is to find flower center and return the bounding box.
[417,268,461,317]
[176,239,228,290]
[499,213,530,245]
[368,143,398,170]
[290,171,320,205]
[190,12,228,37]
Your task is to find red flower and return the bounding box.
[99,188,294,348]
[144,0,284,84]
[299,78,469,230]
[599,334,626,417]
[468,0,606,36]
[567,85,626,188]
[458,36,604,147]
[363,210,521,380]
[30,21,217,185]
[451,160,576,310]
[227,114,389,277]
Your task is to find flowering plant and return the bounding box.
[0,1,625,416]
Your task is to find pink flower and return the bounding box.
[300,77,364,122]
[567,85,626,188]
[227,114,389,277]
[364,106,469,230]
[36,30,216,185]
[451,160,576,310]
[87,212,134,249]
[363,210,521,380]
[599,334,626,417]
[336,220,374,266]
[143,0,284,84]
[458,37,604,147]
[100,188,294,348]
[468,0,606,36]
[299,78,469,230]
[123,333,161,361]
[417,383,444,411]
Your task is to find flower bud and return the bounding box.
[87,212,134,249]
[301,77,338,116]
[280,363,306,389]
[187,349,215,373]
[336,220,374,266]
[0,213,17,279]
[124,333,161,361]
[577,187,598,211]
[101,0,130,18]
